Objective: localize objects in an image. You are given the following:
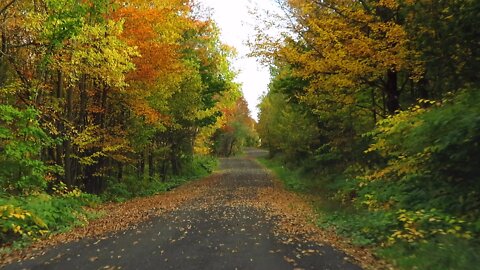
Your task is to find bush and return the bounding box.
[317,209,397,246]
[363,90,480,218]
[0,188,100,248]
[0,105,58,194]
[181,155,218,178]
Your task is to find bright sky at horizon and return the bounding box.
[198,0,277,120]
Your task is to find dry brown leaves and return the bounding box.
[224,161,393,270]
[0,174,222,265]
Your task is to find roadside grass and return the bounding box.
[101,155,218,202]
[257,157,480,270]
[0,155,218,255]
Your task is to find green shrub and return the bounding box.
[379,236,480,270]
[0,188,99,247]
[363,90,480,218]
[259,151,480,269]
[181,155,218,178]
[0,105,58,194]
[317,209,397,246]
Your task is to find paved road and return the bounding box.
[3,149,362,270]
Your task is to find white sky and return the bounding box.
[198,0,278,120]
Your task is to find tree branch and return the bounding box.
[0,0,17,16]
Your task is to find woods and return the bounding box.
[1,0,479,268]
[0,0,256,246]
[254,0,480,269]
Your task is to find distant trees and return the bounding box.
[213,96,258,157]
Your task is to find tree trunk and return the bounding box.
[170,145,180,176]
[117,162,123,182]
[64,86,74,186]
[138,154,145,179]
[148,150,155,178]
[100,86,108,128]
[371,88,377,124]
[385,70,400,115]
[79,74,87,128]
[159,160,167,182]
[228,137,236,157]
[418,77,429,99]
[55,71,64,174]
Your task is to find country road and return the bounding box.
[2,149,363,270]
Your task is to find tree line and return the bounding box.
[0,0,256,196]
[253,0,479,268]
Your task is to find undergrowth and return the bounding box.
[1,155,217,254]
[0,186,100,254]
[257,157,480,270]
[101,155,218,202]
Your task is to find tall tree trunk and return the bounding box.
[100,86,108,128]
[117,162,123,182]
[148,150,155,178]
[64,86,74,186]
[159,160,167,182]
[55,71,64,173]
[418,77,429,99]
[170,144,180,176]
[371,88,377,124]
[385,70,400,114]
[228,137,236,157]
[0,29,8,88]
[79,74,87,128]
[138,153,145,179]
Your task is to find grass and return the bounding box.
[257,156,480,270]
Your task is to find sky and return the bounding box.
[198,0,277,120]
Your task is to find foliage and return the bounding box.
[0,185,99,247]
[257,67,319,163]
[361,90,480,219]
[0,0,240,194]
[257,158,310,192]
[253,0,480,268]
[0,0,241,249]
[261,157,480,269]
[0,105,57,194]
[214,97,258,157]
[379,236,480,270]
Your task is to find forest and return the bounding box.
[1,0,479,269]
[0,0,256,248]
[253,0,479,269]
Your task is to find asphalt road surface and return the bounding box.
[3,149,362,270]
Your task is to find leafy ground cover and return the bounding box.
[258,157,480,270]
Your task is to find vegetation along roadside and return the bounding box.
[1,0,257,257]
[252,1,480,269]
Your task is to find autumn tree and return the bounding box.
[0,0,243,194]
[214,96,258,157]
